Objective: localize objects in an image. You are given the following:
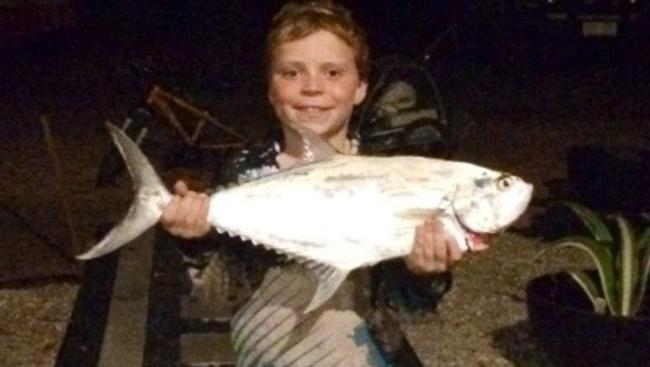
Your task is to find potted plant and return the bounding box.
[526,201,650,367]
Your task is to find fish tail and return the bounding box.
[76,122,171,260]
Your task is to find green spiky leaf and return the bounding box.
[568,270,607,314]
[639,226,650,251]
[550,236,619,314]
[615,216,637,316]
[558,201,613,243]
[539,203,650,318]
[631,226,650,315]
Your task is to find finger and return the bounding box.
[447,236,464,262]
[174,180,189,195]
[413,226,425,256]
[419,221,432,261]
[187,193,209,229]
[426,215,445,231]
[161,196,180,227]
[473,241,491,252]
[406,226,425,273]
[428,221,448,265]
[177,192,198,227]
[197,194,211,232]
[420,225,446,274]
[196,193,210,218]
[177,194,203,238]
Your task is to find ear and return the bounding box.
[353,80,368,105]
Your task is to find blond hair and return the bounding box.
[266,0,369,80]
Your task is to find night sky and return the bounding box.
[72,0,463,70]
[3,1,649,80]
[1,0,649,130]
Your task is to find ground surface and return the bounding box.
[1,27,649,366]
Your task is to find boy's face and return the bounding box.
[268,30,367,140]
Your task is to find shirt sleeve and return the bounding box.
[178,142,283,274]
[371,258,452,321]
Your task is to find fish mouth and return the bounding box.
[466,231,492,251]
[454,215,493,251]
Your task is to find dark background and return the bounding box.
[2,0,649,122]
[0,3,649,365]
[1,0,649,281]
[2,0,649,124]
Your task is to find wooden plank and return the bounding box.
[180,333,235,366]
[54,252,119,367]
[97,229,155,367]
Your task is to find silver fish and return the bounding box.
[78,122,533,313]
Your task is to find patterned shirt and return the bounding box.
[206,134,452,321]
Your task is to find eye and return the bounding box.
[279,68,299,79]
[497,175,514,191]
[325,68,343,79]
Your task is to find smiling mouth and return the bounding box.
[297,106,331,112]
[294,106,332,121]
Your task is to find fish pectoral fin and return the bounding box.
[303,262,348,314]
[437,215,471,253]
[396,208,443,221]
[396,209,471,252]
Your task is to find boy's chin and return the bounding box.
[293,121,344,137]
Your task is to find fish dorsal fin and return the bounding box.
[283,122,339,164]
[302,261,348,314]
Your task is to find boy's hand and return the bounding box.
[161,180,211,239]
[405,216,467,275]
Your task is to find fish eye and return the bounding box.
[497,175,514,191]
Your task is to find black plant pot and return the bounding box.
[526,272,650,367]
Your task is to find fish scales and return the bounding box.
[209,155,463,271]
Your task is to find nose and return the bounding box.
[301,73,323,95]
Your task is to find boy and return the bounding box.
[162,1,481,365]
